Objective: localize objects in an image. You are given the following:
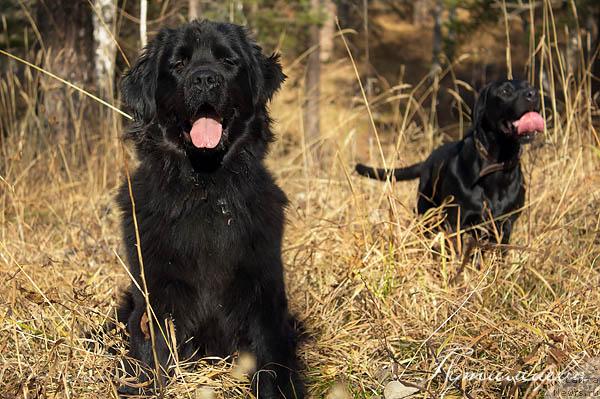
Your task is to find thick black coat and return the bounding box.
[116,20,303,398]
[356,80,542,246]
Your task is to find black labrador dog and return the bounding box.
[115,20,303,398]
[356,79,544,247]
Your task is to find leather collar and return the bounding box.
[473,136,522,181]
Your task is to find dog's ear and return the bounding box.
[260,53,286,102]
[472,84,491,127]
[121,45,159,122]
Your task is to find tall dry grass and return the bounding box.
[1,1,600,398]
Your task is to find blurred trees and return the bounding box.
[320,0,336,62]
[140,0,148,47]
[36,0,95,139]
[189,0,201,21]
[431,0,443,74]
[304,0,322,153]
[0,0,599,141]
[92,0,118,98]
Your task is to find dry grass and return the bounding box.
[1,3,600,398]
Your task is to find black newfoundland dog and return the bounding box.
[356,79,545,247]
[115,20,303,398]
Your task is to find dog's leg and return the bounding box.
[118,295,172,397]
[247,310,304,399]
[227,258,304,398]
[498,219,514,258]
[449,234,477,285]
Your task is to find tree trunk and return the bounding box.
[140,0,148,47]
[429,0,443,149]
[93,0,117,98]
[304,0,321,157]
[189,0,201,21]
[36,0,95,140]
[319,0,336,63]
[590,11,600,97]
[337,1,350,27]
[431,0,443,74]
[446,3,457,62]
[565,25,579,79]
[413,0,430,27]
[363,0,372,98]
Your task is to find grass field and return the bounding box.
[1,5,600,398]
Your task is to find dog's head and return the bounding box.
[473,79,544,143]
[121,20,285,173]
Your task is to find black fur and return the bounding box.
[116,20,303,398]
[356,79,542,246]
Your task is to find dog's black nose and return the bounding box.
[192,70,219,90]
[525,88,538,102]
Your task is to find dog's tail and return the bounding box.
[355,162,423,181]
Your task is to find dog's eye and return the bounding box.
[172,59,187,71]
[222,58,238,66]
[501,87,512,96]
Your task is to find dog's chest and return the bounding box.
[121,171,285,286]
[127,188,252,272]
[168,195,251,261]
[478,171,524,216]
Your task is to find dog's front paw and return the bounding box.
[116,357,162,398]
[253,369,304,399]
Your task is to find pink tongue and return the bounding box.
[190,117,223,149]
[513,112,545,135]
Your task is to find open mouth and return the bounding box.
[183,104,224,149]
[502,111,545,140]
